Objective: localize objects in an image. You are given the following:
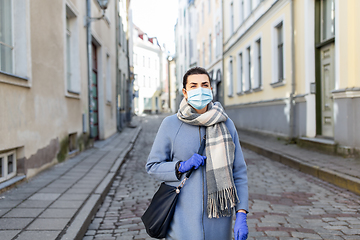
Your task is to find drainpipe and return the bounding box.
[289,0,296,141]
[115,0,121,131]
[86,0,94,138]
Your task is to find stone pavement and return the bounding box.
[0,117,142,240]
[238,130,360,196]
[84,114,360,240]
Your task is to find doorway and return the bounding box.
[320,44,335,138]
[90,43,99,139]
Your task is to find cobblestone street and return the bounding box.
[83,115,360,240]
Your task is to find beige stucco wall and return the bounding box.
[223,1,292,107]
[0,0,119,178]
[336,0,360,89]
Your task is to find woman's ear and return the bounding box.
[182,88,188,100]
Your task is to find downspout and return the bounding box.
[86,0,93,138]
[115,0,121,131]
[289,0,296,141]
[127,39,132,122]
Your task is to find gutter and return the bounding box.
[289,0,296,141]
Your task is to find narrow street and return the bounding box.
[83,115,360,240]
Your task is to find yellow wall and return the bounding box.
[224,2,293,107]
[337,0,360,89]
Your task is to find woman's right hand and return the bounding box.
[178,153,206,173]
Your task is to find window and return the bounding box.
[134,53,137,65]
[230,2,234,35]
[202,3,205,25]
[209,34,212,63]
[185,38,187,57]
[188,10,192,26]
[276,22,284,82]
[0,0,29,80]
[0,0,13,73]
[249,0,253,14]
[65,5,80,93]
[143,75,146,87]
[0,151,17,183]
[208,0,211,13]
[246,46,252,91]
[237,53,243,94]
[66,16,72,90]
[148,76,151,88]
[228,59,233,97]
[190,33,193,58]
[321,0,335,41]
[255,38,262,88]
[143,56,145,67]
[240,0,245,23]
[202,42,205,66]
[180,36,182,53]
[106,55,111,102]
[144,98,152,109]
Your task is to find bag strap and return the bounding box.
[185,135,206,178]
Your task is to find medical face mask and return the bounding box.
[186,87,213,110]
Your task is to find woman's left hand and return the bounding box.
[234,212,248,240]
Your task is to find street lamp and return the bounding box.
[86,0,109,138]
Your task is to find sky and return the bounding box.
[130,0,178,55]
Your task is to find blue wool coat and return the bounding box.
[146,114,249,240]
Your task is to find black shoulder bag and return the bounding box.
[141,136,206,239]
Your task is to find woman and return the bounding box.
[146,67,249,240]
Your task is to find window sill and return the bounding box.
[244,89,252,94]
[0,71,30,88]
[228,94,234,98]
[65,91,80,99]
[252,86,263,92]
[236,92,244,96]
[270,80,285,88]
[106,101,112,106]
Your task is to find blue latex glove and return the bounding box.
[178,153,206,173]
[234,212,248,240]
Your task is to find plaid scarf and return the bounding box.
[177,98,239,218]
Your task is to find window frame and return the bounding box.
[0,0,14,74]
[0,150,17,183]
[228,58,234,97]
[246,46,252,92]
[65,3,81,96]
[236,51,244,95]
[254,37,262,90]
[0,0,32,87]
[230,2,234,35]
[209,33,212,63]
[271,16,286,86]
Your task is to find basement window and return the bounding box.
[68,133,77,153]
[0,151,17,183]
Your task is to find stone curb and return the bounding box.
[241,140,360,196]
[60,126,142,240]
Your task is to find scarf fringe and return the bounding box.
[207,187,239,219]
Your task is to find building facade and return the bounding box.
[0,0,131,185]
[175,0,225,107]
[222,0,360,153]
[132,25,167,114]
[195,0,224,103]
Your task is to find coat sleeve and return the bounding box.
[146,116,181,182]
[228,120,249,213]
